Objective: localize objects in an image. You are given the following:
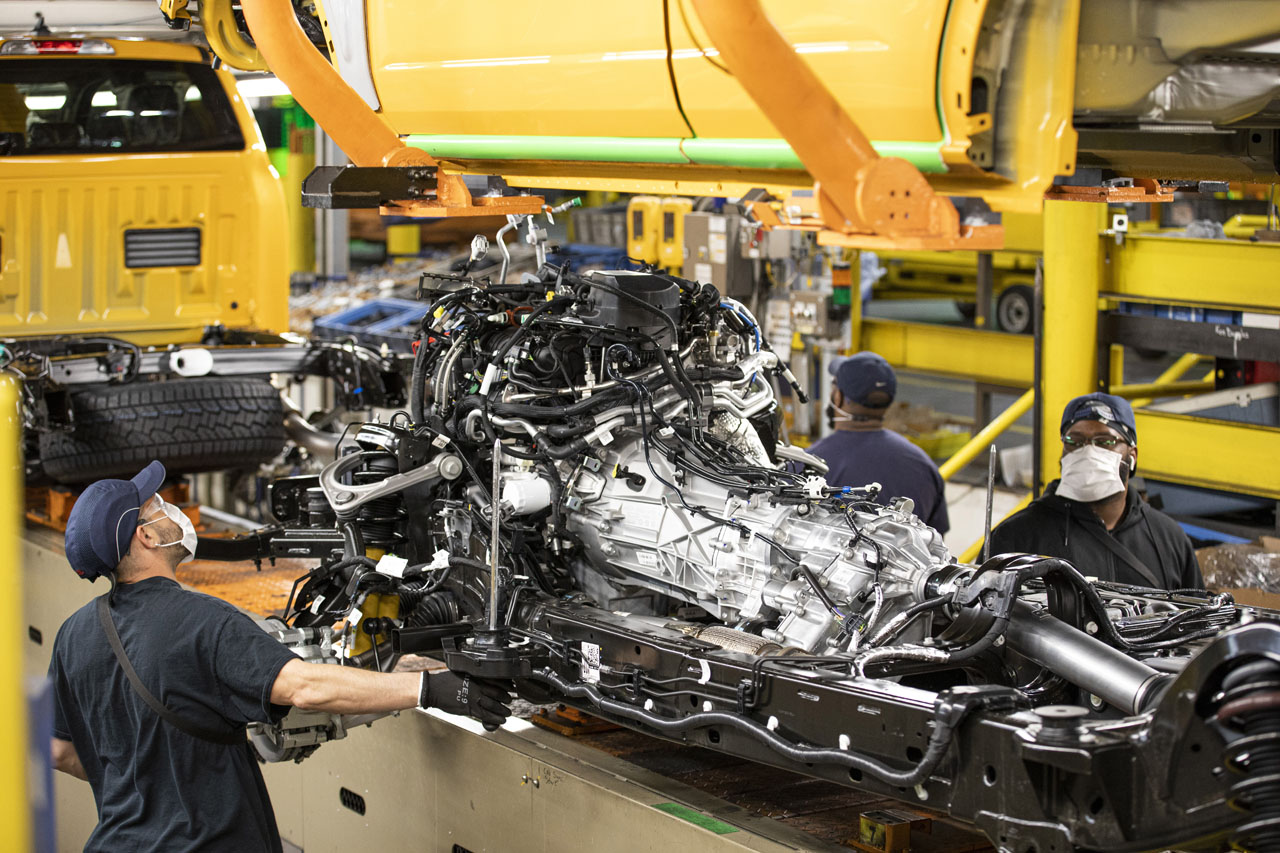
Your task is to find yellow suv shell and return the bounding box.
[0,36,288,345]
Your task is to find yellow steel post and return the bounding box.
[1108,344,1125,389]
[848,252,862,358]
[1040,201,1107,489]
[938,388,1034,481]
[1129,352,1203,409]
[0,377,30,853]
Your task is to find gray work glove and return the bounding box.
[418,670,511,727]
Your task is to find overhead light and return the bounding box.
[235,77,292,99]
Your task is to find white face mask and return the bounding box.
[1057,444,1131,503]
[140,496,197,564]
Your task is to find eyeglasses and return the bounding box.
[1061,433,1126,451]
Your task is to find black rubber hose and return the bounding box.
[409,338,428,425]
[531,668,965,788]
[492,385,629,419]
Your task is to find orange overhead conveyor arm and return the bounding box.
[238,0,542,215]
[239,0,430,169]
[690,0,1001,250]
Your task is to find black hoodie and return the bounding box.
[988,480,1203,590]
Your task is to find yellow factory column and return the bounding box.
[0,378,30,852]
[1039,201,1107,489]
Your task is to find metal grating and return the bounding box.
[123,227,201,268]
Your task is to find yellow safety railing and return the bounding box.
[0,376,30,852]
[1127,353,1204,408]
[1112,378,1215,402]
[938,388,1034,481]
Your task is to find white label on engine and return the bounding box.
[708,215,727,233]
[628,503,665,532]
[694,262,713,283]
[636,551,658,568]
[580,642,602,684]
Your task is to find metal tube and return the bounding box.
[1109,379,1215,401]
[938,389,1034,481]
[488,439,502,632]
[981,445,996,564]
[1006,601,1167,715]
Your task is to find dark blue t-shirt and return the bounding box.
[805,429,950,533]
[48,577,297,853]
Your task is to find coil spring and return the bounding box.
[352,455,402,546]
[1217,661,1280,852]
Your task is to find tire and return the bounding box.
[38,377,285,484]
[996,284,1035,334]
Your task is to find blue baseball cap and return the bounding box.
[828,351,896,408]
[64,461,166,581]
[1060,393,1137,446]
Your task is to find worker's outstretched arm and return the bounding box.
[51,737,88,781]
[268,659,511,725]
[270,658,418,714]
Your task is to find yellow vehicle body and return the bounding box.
[0,37,288,346]
[318,0,1080,212]
[202,0,1280,225]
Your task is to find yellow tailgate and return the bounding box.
[0,58,288,342]
[0,151,287,342]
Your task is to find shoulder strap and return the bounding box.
[96,595,245,746]
[1076,520,1163,588]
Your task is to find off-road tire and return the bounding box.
[38,377,285,483]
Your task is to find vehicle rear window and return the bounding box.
[0,58,244,155]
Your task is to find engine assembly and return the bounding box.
[235,260,1280,853]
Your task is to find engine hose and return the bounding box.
[867,596,950,648]
[409,336,428,425]
[491,385,630,419]
[531,668,964,788]
[1217,661,1280,852]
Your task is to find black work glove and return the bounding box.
[418,670,511,727]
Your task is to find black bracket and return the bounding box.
[302,166,439,209]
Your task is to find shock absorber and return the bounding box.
[1216,660,1280,852]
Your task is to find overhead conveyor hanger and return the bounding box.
[690,0,1004,252]
[237,0,545,217]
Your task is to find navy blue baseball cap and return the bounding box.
[828,351,896,408]
[1060,393,1137,445]
[64,461,166,581]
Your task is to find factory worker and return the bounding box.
[989,393,1202,590]
[808,351,949,534]
[48,460,510,853]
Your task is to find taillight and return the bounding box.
[0,38,115,55]
[34,40,84,53]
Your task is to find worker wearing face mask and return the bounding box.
[988,393,1202,590]
[48,461,511,853]
[806,351,949,534]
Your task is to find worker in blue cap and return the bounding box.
[809,351,949,533]
[48,461,510,853]
[989,393,1202,589]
